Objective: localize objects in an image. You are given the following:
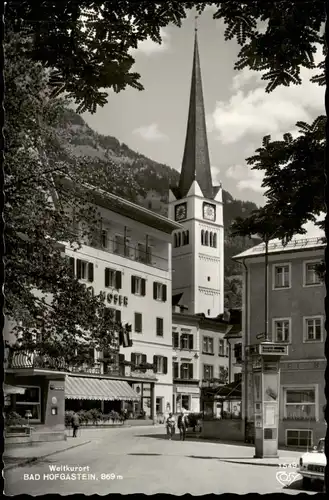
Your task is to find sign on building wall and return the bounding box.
[100,292,128,307]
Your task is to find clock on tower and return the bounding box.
[203,202,216,221]
[175,203,187,221]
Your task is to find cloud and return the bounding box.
[133,123,168,142]
[226,164,265,193]
[130,28,170,56]
[211,44,325,144]
[211,165,221,184]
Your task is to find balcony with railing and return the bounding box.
[94,235,169,272]
[7,350,103,374]
[7,349,157,381]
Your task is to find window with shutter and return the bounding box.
[189,364,193,379]
[115,271,122,290]
[163,357,168,374]
[203,336,214,354]
[134,353,143,366]
[105,268,110,287]
[156,318,164,336]
[219,339,225,356]
[173,362,179,379]
[142,354,147,364]
[153,282,157,299]
[77,259,89,280]
[172,332,179,348]
[132,276,142,295]
[134,313,142,333]
[106,269,118,288]
[88,262,94,282]
[115,310,121,323]
[141,279,146,296]
[155,282,162,300]
[153,355,158,373]
[156,356,164,374]
[162,285,167,302]
[181,334,189,350]
[189,335,194,350]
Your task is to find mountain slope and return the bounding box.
[58,108,258,281]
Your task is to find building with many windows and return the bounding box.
[234,235,326,448]
[5,183,182,437]
[171,302,235,416]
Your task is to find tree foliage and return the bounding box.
[6,1,326,112]
[230,116,326,242]
[5,31,132,363]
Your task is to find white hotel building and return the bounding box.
[5,180,182,432]
[63,180,182,418]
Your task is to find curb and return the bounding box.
[220,459,281,467]
[220,459,297,468]
[4,440,92,471]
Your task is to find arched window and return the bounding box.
[178,232,181,247]
[205,231,209,246]
[174,233,178,248]
[201,230,204,245]
[210,233,213,247]
[213,233,217,248]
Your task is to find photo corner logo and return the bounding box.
[276,470,301,488]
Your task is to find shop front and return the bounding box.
[173,384,200,413]
[65,373,157,422]
[5,369,67,441]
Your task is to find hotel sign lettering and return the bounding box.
[100,292,128,307]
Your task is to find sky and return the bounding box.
[82,6,325,238]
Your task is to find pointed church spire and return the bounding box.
[178,25,214,200]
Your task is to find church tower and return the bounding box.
[168,27,224,317]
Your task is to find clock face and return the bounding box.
[175,203,187,221]
[203,203,216,221]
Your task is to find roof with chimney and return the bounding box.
[171,28,216,200]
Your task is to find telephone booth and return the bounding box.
[251,342,288,458]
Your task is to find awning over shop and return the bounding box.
[4,384,26,395]
[202,380,242,400]
[65,376,140,401]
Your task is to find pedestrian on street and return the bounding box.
[166,412,176,440]
[71,412,80,438]
[177,411,187,441]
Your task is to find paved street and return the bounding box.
[4,427,320,495]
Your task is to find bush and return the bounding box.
[88,408,103,425]
[77,409,90,425]
[65,410,75,428]
[5,410,25,427]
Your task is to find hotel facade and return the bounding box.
[5,184,181,438]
